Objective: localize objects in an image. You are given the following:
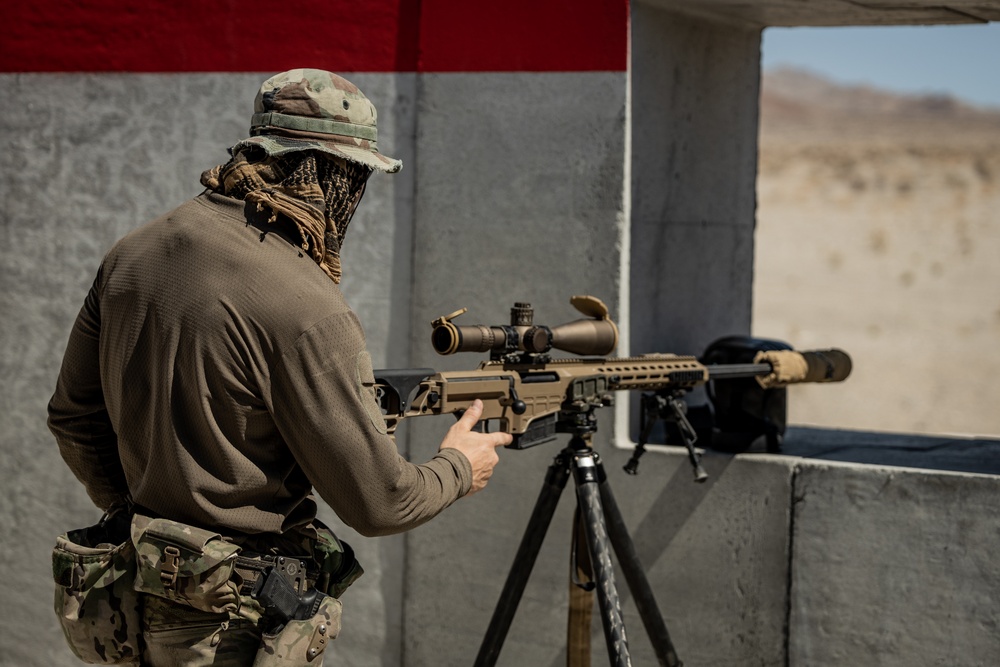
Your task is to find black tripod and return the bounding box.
[474,415,683,667]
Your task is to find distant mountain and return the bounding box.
[760,68,1000,137]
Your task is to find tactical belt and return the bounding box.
[235,553,320,596]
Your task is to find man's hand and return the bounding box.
[440,399,512,496]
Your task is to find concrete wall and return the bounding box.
[401,423,1000,666]
[790,461,1000,665]
[630,5,762,357]
[553,445,1000,667]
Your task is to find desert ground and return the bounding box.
[753,69,1000,437]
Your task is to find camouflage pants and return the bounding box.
[141,593,340,666]
[141,594,265,666]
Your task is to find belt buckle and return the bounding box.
[160,545,181,590]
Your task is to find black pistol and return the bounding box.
[252,557,327,628]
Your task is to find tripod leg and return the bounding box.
[574,454,632,667]
[475,451,572,667]
[567,508,594,666]
[599,479,683,667]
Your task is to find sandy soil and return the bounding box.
[753,69,1000,437]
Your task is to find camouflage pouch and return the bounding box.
[52,511,142,664]
[131,514,241,614]
[312,521,363,599]
[253,595,343,666]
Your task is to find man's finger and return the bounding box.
[492,432,514,447]
[454,399,484,430]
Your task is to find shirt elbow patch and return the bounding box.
[356,350,388,435]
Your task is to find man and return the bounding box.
[48,69,511,665]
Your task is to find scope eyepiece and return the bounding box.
[431,322,503,356]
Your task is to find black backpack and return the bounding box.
[692,335,792,453]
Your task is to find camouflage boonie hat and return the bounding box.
[233,68,402,173]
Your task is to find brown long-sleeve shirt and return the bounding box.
[48,191,471,537]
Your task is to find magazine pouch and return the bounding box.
[312,521,363,599]
[52,511,141,664]
[131,514,241,614]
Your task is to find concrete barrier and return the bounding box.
[401,435,1000,666]
[790,459,1000,666]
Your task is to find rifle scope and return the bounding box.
[431,295,619,358]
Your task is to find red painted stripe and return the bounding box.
[1,0,627,73]
[2,1,404,73]
[418,0,628,72]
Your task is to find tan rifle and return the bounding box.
[374,296,850,469]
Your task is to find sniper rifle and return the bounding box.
[374,295,850,477]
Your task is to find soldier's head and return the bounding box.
[202,70,403,283]
[232,68,402,174]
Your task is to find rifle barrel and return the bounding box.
[705,363,771,380]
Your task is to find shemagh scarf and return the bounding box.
[201,149,371,283]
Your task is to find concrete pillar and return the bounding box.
[630,5,763,356]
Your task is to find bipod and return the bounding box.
[474,429,682,667]
[624,391,708,482]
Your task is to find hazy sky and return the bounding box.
[762,22,1000,109]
